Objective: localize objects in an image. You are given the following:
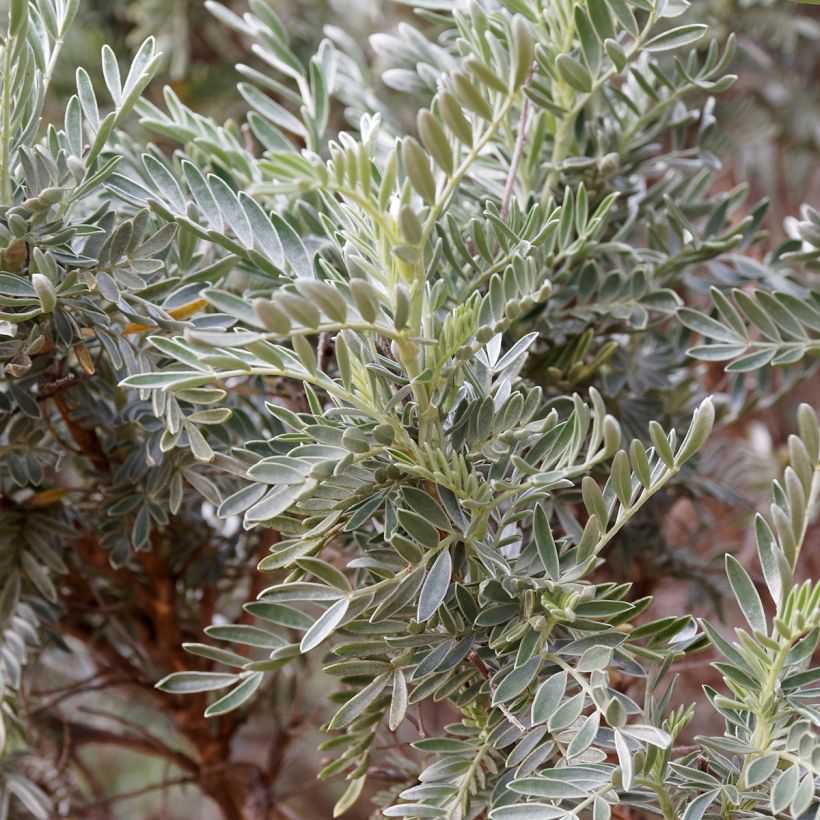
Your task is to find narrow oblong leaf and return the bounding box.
[581,476,608,528]
[556,54,592,93]
[510,15,535,88]
[328,673,389,729]
[649,421,675,468]
[493,656,541,705]
[243,602,313,630]
[644,24,708,52]
[205,623,285,649]
[489,807,565,820]
[156,671,237,694]
[678,308,741,343]
[205,672,264,716]
[300,598,349,652]
[417,550,452,622]
[402,487,451,531]
[675,397,715,465]
[101,44,122,105]
[402,136,436,205]
[681,788,720,820]
[610,450,632,505]
[725,349,775,373]
[755,515,782,604]
[771,765,799,814]
[398,509,440,549]
[439,90,472,144]
[614,729,633,791]
[417,110,452,175]
[548,691,585,732]
[746,753,779,786]
[588,0,614,41]
[574,5,601,74]
[725,554,767,634]
[567,711,600,759]
[531,671,567,725]
[182,643,248,668]
[389,670,408,731]
[333,776,365,818]
[534,504,560,580]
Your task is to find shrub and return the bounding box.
[0,0,818,817]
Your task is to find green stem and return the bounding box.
[730,468,818,805]
[592,464,680,557]
[568,781,619,815]
[731,647,787,801]
[420,93,519,249]
[544,114,575,201]
[0,38,14,204]
[330,184,395,239]
[550,655,598,703]
[636,776,678,819]
[173,364,383,427]
[542,7,659,203]
[347,536,457,604]
[43,35,66,95]
[395,336,438,447]
[348,564,412,602]
[490,443,615,510]
[398,90,520,429]
[452,738,492,816]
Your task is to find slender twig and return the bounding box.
[41,407,83,455]
[75,705,174,742]
[317,331,335,372]
[39,715,199,775]
[56,719,71,773]
[499,64,536,223]
[38,372,93,401]
[242,122,256,155]
[78,776,198,810]
[72,754,110,811]
[468,650,526,732]
[32,673,124,713]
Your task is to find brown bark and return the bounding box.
[22,370,297,818]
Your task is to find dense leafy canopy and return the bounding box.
[0,0,817,817]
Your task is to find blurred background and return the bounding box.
[10,0,820,816]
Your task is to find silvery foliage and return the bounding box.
[0,0,166,748]
[0,0,267,812]
[0,0,817,816]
